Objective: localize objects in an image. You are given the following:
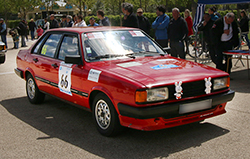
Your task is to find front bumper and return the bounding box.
[118,90,234,131]
[118,90,235,119]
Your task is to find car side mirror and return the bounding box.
[163,47,171,54]
[65,55,82,65]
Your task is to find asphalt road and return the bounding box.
[0,39,250,159]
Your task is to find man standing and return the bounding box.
[152,5,169,47]
[97,10,111,26]
[28,19,36,40]
[137,8,151,35]
[44,18,50,31]
[0,18,7,48]
[88,17,99,26]
[66,15,74,27]
[18,19,28,47]
[167,8,188,59]
[50,14,59,29]
[212,12,239,74]
[121,3,139,28]
[198,13,216,64]
[60,15,67,27]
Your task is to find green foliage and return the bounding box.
[6,20,21,29]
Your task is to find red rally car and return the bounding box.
[15,27,235,136]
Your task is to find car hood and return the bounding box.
[90,56,228,87]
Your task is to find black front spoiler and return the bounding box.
[118,90,235,119]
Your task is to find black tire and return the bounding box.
[26,74,45,104]
[92,93,123,137]
[0,55,5,64]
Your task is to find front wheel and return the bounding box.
[92,93,123,137]
[26,74,45,104]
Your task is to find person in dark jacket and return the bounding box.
[152,5,169,47]
[0,18,7,48]
[28,19,36,40]
[238,10,250,49]
[167,8,188,59]
[50,14,59,29]
[198,13,217,64]
[66,15,74,27]
[97,10,111,26]
[18,19,28,47]
[212,12,239,74]
[136,8,151,35]
[121,2,139,28]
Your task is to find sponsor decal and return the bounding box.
[88,69,101,82]
[129,31,145,37]
[58,63,73,96]
[151,64,179,70]
[86,32,105,39]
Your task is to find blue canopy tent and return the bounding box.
[193,0,250,31]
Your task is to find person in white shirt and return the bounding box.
[212,12,239,74]
[73,15,87,27]
[44,18,50,31]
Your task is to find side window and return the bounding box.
[58,35,79,61]
[40,34,62,58]
[33,36,46,54]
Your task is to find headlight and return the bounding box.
[213,77,230,90]
[135,87,169,103]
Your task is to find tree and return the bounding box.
[0,0,17,25]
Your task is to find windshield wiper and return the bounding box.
[139,51,165,56]
[91,54,125,60]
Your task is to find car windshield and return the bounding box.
[83,30,165,61]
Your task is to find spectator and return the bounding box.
[97,10,111,26]
[18,19,28,47]
[137,8,151,35]
[212,6,222,18]
[60,15,67,27]
[28,19,36,40]
[73,15,87,27]
[9,28,19,49]
[72,15,77,25]
[36,25,43,38]
[50,14,59,29]
[0,18,7,48]
[167,8,188,59]
[44,18,50,31]
[198,13,216,64]
[208,7,219,21]
[184,9,193,55]
[66,15,74,27]
[152,5,169,47]
[88,17,99,26]
[212,12,239,74]
[238,10,250,49]
[184,9,193,37]
[121,2,139,28]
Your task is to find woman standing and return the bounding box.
[238,10,250,50]
[184,9,193,55]
[184,9,193,37]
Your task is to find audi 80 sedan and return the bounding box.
[15,27,235,136]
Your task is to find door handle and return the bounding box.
[51,63,58,68]
[33,58,38,62]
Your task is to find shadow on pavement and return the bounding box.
[1,96,229,159]
[229,69,250,93]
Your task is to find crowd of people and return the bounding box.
[0,3,249,74]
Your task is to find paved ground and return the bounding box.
[0,38,250,159]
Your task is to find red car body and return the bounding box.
[15,27,234,136]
